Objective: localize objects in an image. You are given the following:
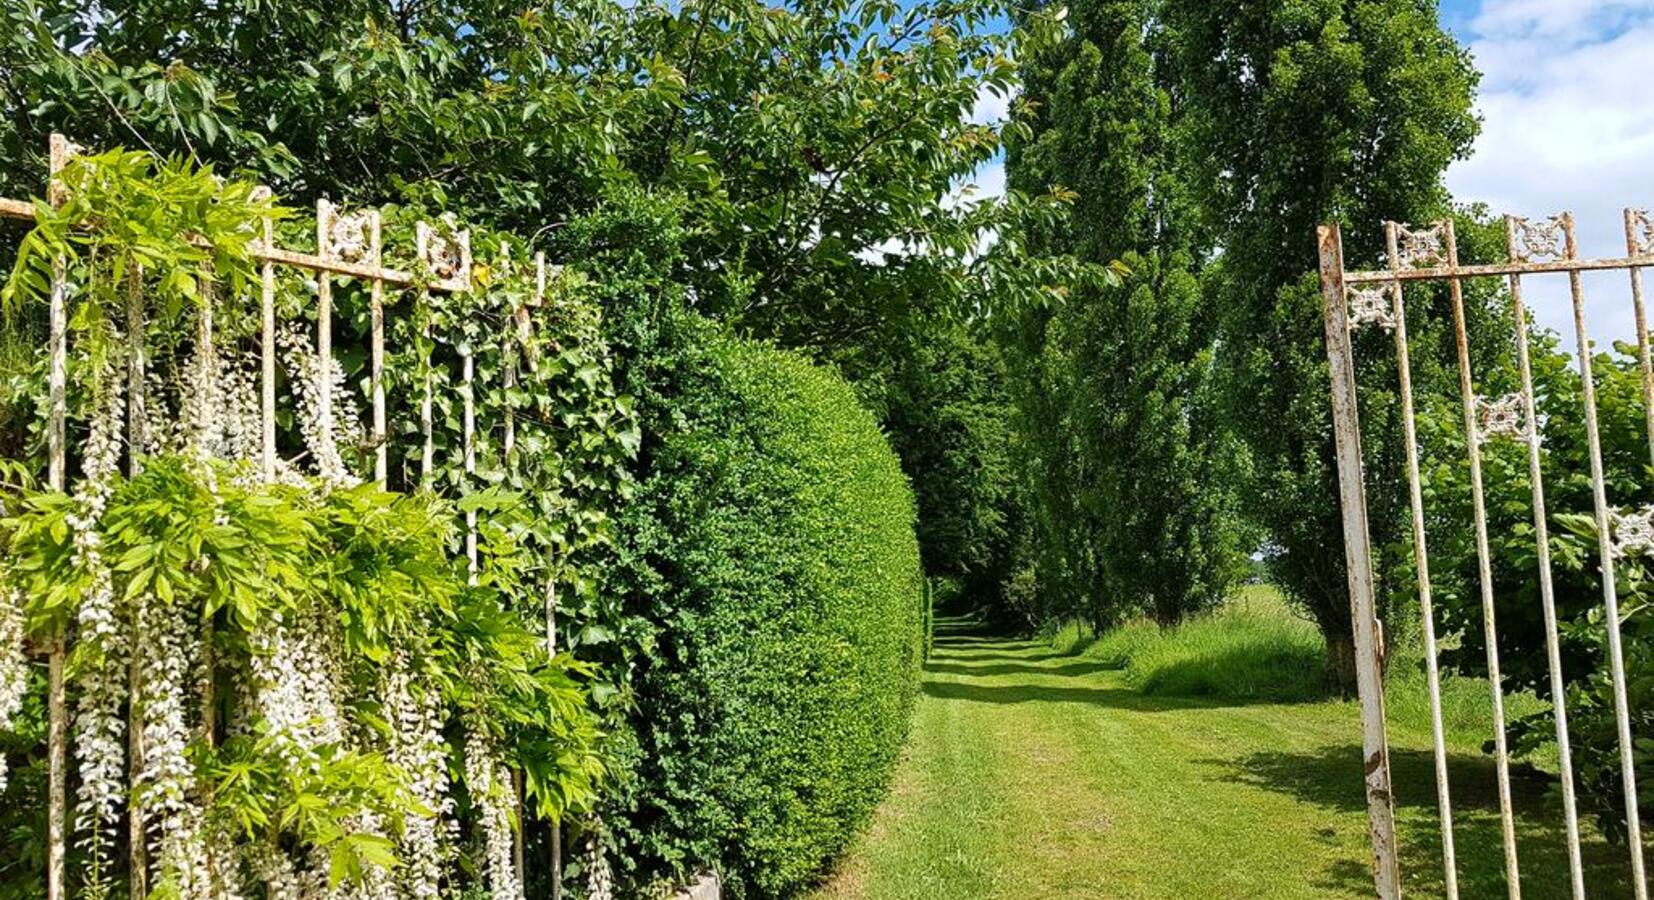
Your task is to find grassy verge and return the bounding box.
[1047,584,1547,753]
[813,606,1639,900]
[1048,585,1325,702]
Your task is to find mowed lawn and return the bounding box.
[812,615,1645,899]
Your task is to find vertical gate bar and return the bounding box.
[1503,216,1586,899]
[1384,224,1459,900]
[370,211,387,485]
[125,262,148,900]
[1623,209,1654,469]
[1442,219,1522,899]
[536,251,563,900]
[1563,212,1650,897]
[504,247,517,461]
[464,344,477,582]
[196,276,215,448]
[496,238,528,898]
[497,240,526,900]
[417,224,435,483]
[316,201,334,450]
[1317,223,1402,900]
[45,132,70,900]
[197,276,217,743]
[258,188,277,483]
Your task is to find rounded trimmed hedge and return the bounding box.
[615,319,924,897]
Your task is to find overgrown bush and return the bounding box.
[609,316,923,898]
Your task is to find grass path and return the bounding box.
[811,618,1642,899]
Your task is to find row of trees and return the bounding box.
[998,0,1654,843]
[993,0,1481,689]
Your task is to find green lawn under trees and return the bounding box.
[814,602,1645,900]
[2,0,1652,895]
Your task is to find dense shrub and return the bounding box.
[611,316,924,897]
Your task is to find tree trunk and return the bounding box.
[1326,632,1358,698]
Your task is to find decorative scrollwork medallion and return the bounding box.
[1629,209,1654,259]
[327,211,372,262]
[418,218,468,282]
[1611,506,1654,559]
[1475,393,1528,445]
[1347,283,1398,332]
[1396,223,1449,269]
[1512,215,1566,262]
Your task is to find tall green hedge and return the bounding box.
[613,316,924,897]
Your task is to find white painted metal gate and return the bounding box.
[1320,213,1652,899]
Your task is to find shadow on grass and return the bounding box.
[924,659,1118,678]
[921,678,1236,712]
[932,631,1032,648]
[930,650,1071,664]
[1223,744,1643,898]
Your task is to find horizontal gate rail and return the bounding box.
[0,191,468,292]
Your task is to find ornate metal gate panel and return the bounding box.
[1319,213,1653,899]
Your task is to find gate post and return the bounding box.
[1317,223,1402,899]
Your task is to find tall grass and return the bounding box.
[1049,584,1550,743]
[1049,586,1327,702]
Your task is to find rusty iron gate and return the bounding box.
[1319,214,1654,899]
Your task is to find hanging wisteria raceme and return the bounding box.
[0,588,25,793]
[584,818,615,900]
[137,589,211,893]
[216,353,265,465]
[249,610,345,754]
[68,352,128,888]
[465,717,523,900]
[383,653,450,900]
[180,311,228,459]
[278,323,362,487]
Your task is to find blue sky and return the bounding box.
[1437,0,1654,343]
[963,0,1654,342]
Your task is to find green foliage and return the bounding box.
[0,0,1067,355]
[1421,336,1654,843]
[610,315,923,898]
[1,456,606,886]
[860,323,1017,603]
[1160,0,1481,686]
[1002,0,1249,629]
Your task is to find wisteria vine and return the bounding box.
[0,148,612,899]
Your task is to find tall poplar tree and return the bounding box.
[1006,0,1246,627]
[1160,0,1478,687]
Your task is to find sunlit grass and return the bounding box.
[815,594,1636,900]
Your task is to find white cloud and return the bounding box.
[945,158,1007,210]
[1471,0,1654,43]
[1446,1,1654,346]
[968,83,1018,126]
